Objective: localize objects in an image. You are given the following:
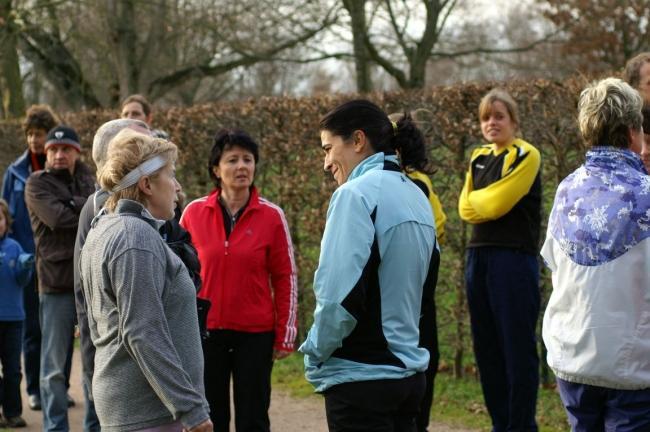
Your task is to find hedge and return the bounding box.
[0,77,590,378]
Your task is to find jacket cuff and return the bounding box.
[180,405,210,430]
[274,339,295,352]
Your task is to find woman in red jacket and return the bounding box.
[180,129,297,432]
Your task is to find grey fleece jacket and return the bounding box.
[80,199,209,431]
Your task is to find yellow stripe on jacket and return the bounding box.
[458,138,540,224]
[406,170,447,244]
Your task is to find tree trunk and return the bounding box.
[109,0,140,100]
[360,0,450,90]
[406,0,442,89]
[0,0,26,118]
[342,0,372,93]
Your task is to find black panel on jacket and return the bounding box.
[331,208,406,368]
[469,146,542,254]
[410,178,430,198]
[419,244,440,346]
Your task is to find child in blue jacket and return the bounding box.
[0,198,34,428]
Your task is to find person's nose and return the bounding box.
[236,159,248,170]
[323,154,331,172]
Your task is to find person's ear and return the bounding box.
[212,166,220,180]
[352,130,368,154]
[146,113,154,126]
[137,176,153,197]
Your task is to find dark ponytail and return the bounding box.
[391,112,434,174]
[320,99,432,173]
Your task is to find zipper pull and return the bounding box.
[225,240,229,256]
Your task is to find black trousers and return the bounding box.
[202,330,274,432]
[465,247,540,432]
[416,247,440,432]
[416,302,439,432]
[324,373,426,432]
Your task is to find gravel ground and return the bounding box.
[18,349,476,432]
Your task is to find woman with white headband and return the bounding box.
[79,129,212,432]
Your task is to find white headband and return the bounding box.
[112,155,167,193]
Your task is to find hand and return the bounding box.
[273,349,292,360]
[184,419,213,432]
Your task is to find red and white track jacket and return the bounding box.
[180,187,298,351]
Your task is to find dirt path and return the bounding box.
[19,349,475,432]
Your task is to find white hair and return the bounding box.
[92,119,150,169]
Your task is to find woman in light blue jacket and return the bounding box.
[300,100,439,432]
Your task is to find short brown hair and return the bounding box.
[22,105,58,135]
[624,53,650,88]
[0,198,13,232]
[478,89,520,130]
[121,94,152,117]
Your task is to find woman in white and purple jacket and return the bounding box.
[542,77,650,432]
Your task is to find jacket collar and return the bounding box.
[347,152,400,182]
[586,146,646,174]
[115,199,166,230]
[45,159,92,178]
[206,186,260,211]
[6,150,32,183]
[92,199,165,230]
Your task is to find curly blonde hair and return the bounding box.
[98,129,177,211]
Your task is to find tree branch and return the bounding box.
[384,0,411,58]
[431,28,563,59]
[148,12,337,99]
[363,30,408,87]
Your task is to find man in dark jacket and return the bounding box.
[25,125,95,432]
[0,105,72,413]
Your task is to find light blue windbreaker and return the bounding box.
[299,152,437,392]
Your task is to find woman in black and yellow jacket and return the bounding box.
[389,110,446,432]
[458,89,541,432]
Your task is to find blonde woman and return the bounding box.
[542,78,650,431]
[80,129,211,432]
[458,89,541,432]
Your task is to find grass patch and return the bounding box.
[431,373,568,431]
[272,352,316,399]
[273,354,569,431]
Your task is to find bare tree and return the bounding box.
[146,1,338,100]
[0,0,26,117]
[538,0,650,73]
[10,0,338,108]
[15,0,102,109]
[338,0,561,92]
[342,0,372,92]
[359,0,458,89]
